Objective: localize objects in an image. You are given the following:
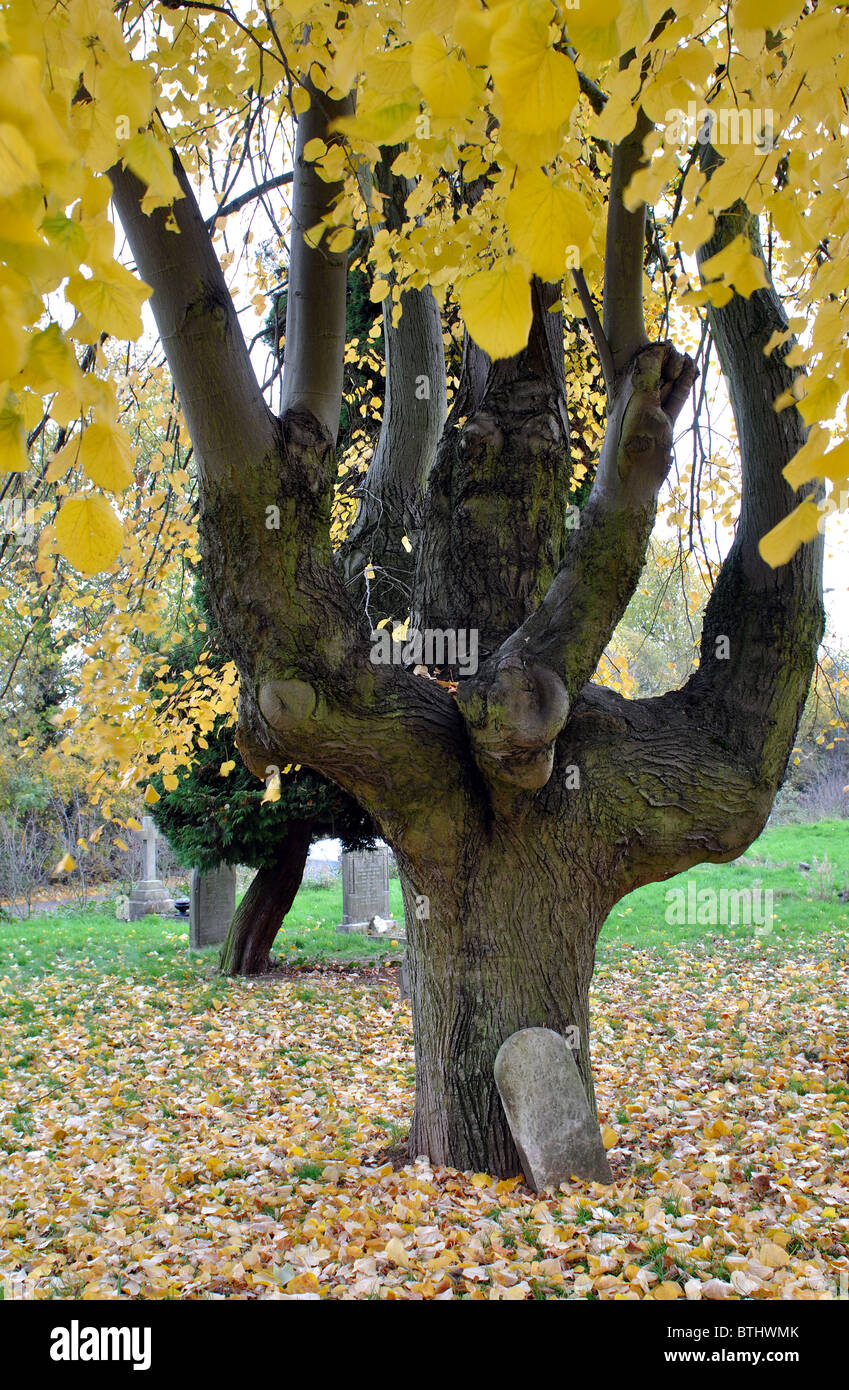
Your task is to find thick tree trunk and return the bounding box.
[399,828,604,1176]
[110,90,824,1184]
[218,820,313,976]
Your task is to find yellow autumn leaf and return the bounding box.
[700,234,769,299]
[24,323,82,394]
[452,2,495,67]
[759,1242,790,1268]
[758,498,822,568]
[262,772,281,803]
[459,260,532,360]
[163,773,179,791]
[219,760,236,776]
[67,265,152,342]
[55,494,124,574]
[114,837,129,851]
[0,403,28,473]
[327,227,355,253]
[122,132,183,212]
[0,123,39,195]
[565,0,620,26]
[385,1236,412,1268]
[783,435,849,489]
[498,124,565,171]
[490,7,579,135]
[734,0,802,32]
[505,172,591,281]
[0,304,27,380]
[333,94,419,146]
[54,852,76,874]
[797,376,843,429]
[601,1124,618,1150]
[143,783,160,804]
[126,817,142,831]
[79,420,135,493]
[411,31,474,119]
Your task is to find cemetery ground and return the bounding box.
[0,823,847,1301]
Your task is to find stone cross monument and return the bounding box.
[127,816,174,920]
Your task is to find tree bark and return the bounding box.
[339,152,447,624]
[413,277,572,661]
[400,830,605,1175]
[110,89,824,1180]
[219,819,314,976]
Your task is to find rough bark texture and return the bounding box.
[110,96,824,1179]
[218,820,314,977]
[339,153,447,624]
[414,278,572,661]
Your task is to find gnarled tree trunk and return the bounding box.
[400,824,605,1174]
[110,82,824,1179]
[219,819,313,976]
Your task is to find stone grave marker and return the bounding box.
[494,1027,613,1189]
[189,864,237,949]
[128,816,174,920]
[336,847,398,934]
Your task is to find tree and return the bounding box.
[147,588,377,975]
[7,1,839,1178]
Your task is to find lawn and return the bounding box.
[0,822,847,1300]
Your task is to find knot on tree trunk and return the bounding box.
[610,342,697,505]
[456,655,570,791]
[259,678,317,731]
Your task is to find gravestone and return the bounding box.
[397,953,410,1000]
[114,893,130,922]
[127,816,174,920]
[189,864,237,949]
[336,847,397,933]
[494,1028,613,1190]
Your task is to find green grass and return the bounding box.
[0,876,406,985]
[598,817,849,954]
[0,822,846,988]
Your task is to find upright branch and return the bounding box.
[455,109,695,794]
[338,151,447,621]
[560,172,824,895]
[603,108,652,372]
[109,126,467,831]
[687,154,825,776]
[413,277,572,659]
[280,85,355,439]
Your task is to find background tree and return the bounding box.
[6,1,843,1178]
[147,587,376,975]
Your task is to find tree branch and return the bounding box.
[562,164,824,890]
[571,267,614,396]
[463,341,695,726]
[108,150,278,482]
[206,171,293,229]
[337,149,447,621]
[280,83,354,440]
[603,108,652,372]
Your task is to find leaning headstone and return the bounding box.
[494,1027,613,1189]
[397,953,410,1000]
[189,864,236,949]
[114,893,130,922]
[127,816,174,920]
[336,847,396,933]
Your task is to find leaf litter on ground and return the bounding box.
[0,926,847,1300]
